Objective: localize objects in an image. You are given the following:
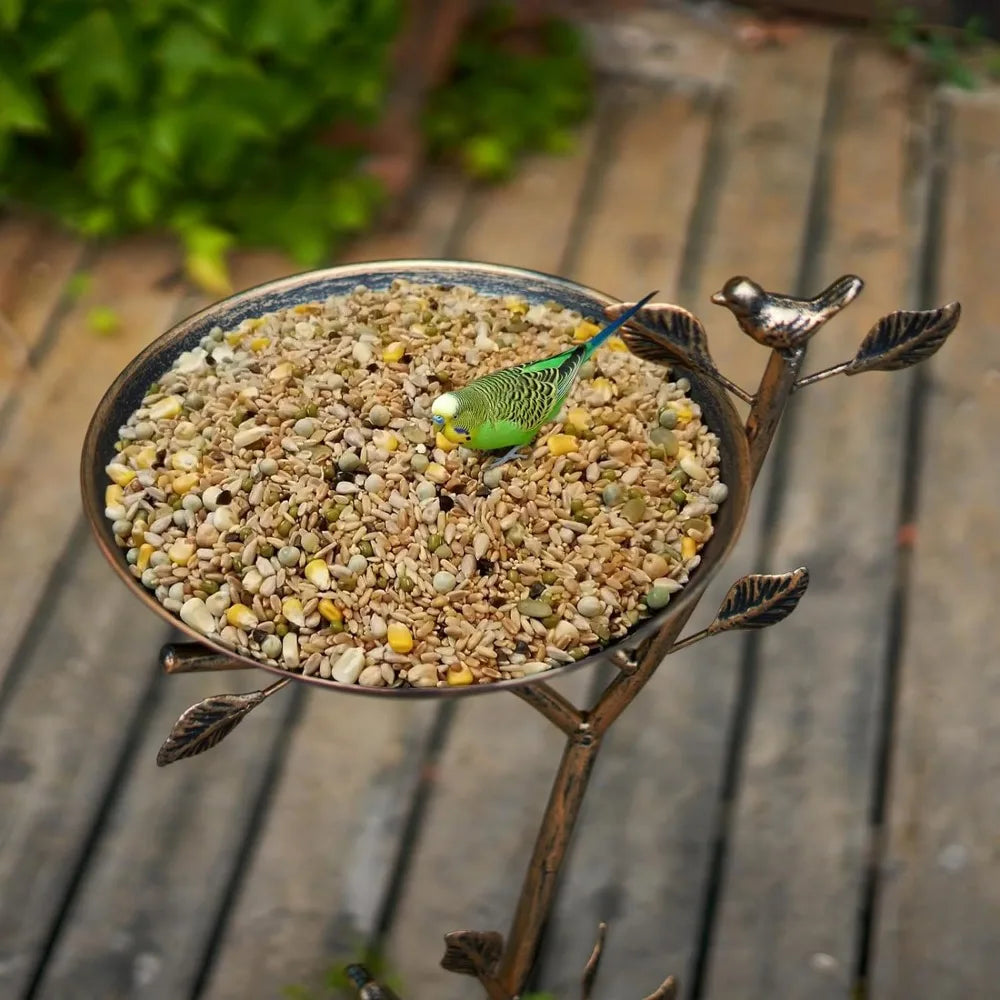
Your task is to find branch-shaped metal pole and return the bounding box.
[491,276,816,998]
[160,641,248,673]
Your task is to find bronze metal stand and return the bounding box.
[136,274,960,999]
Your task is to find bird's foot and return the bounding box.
[484,445,527,472]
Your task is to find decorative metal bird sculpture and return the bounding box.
[431,290,657,470]
[710,273,864,351]
[345,964,402,1000]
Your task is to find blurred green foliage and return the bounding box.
[0,0,404,289]
[878,5,1000,89]
[423,3,593,181]
[0,0,593,293]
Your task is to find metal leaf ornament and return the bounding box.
[707,568,810,634]
[605,301,716,373]
[157,688,270,766]
[440,930,504,978]
[846,301,961,374]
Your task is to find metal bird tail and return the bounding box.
[809,274,864,318]
[344,964,402,1000]
[580,289,658,360]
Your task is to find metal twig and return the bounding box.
[511,682,584,735]
[641,975,678,1000]
[581,922,608,1000]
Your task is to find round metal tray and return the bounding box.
[80,259,752,697]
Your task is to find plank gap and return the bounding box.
[687,35,849,1000]
[189,684,308,1000]
[850,91,951,999]
[19,646,168,1000]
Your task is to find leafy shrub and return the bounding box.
[0,0,593,291]
[0,0,402,288]
[424,3,594,181]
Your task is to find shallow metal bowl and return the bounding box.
[81,260,752,698]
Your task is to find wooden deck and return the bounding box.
[2,12,999,999]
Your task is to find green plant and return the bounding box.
[423,3,593,181]
[877,5,998,90]
[0,0,402,288]
[0,1,596,293]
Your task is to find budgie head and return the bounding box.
[431,392,471,444]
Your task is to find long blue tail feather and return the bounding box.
[580,289,658,360]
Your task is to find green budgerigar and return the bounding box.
[431,290,656,469]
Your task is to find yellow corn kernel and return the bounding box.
[172,472,199,494]
[269,361,294,380]
[374,430,399,452]
[136,543,154,572]
[134,445,158,469]
[150,395,183,420]
[225,330,244,346]
[607,336,628,352]
[505,297,528,315]
[292,303,319,315]
[446,664,475,686]
[226,603,259,629]
[105,483,124,508]
[382,341,407,363]
[318,599,342,624]
[435,431,457,453]
[565,407,591,432]
[304,558,331,590]
[106,462,136,487]
[249,336,271,352]
[672,403,693,425]
[170,449,198,472]
[573,320,600,342]
[282,597,306,628]
[168,538,195,564]
[547,434,579,456]
[387,622,414,654]
[681,536,697,560]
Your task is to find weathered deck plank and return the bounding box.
[569,82,723,303]
[28,663,295,1000]
[702,45,928,1000]
[197,174,469,1000]
[871,90,1000,998]
[457,118,598,277]
[383,119,609,1000]
[0,238,184,695]
[0,531,172,997]
[0,212,83,412]
[0,246,293,1000]
[537,31,842,1000]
